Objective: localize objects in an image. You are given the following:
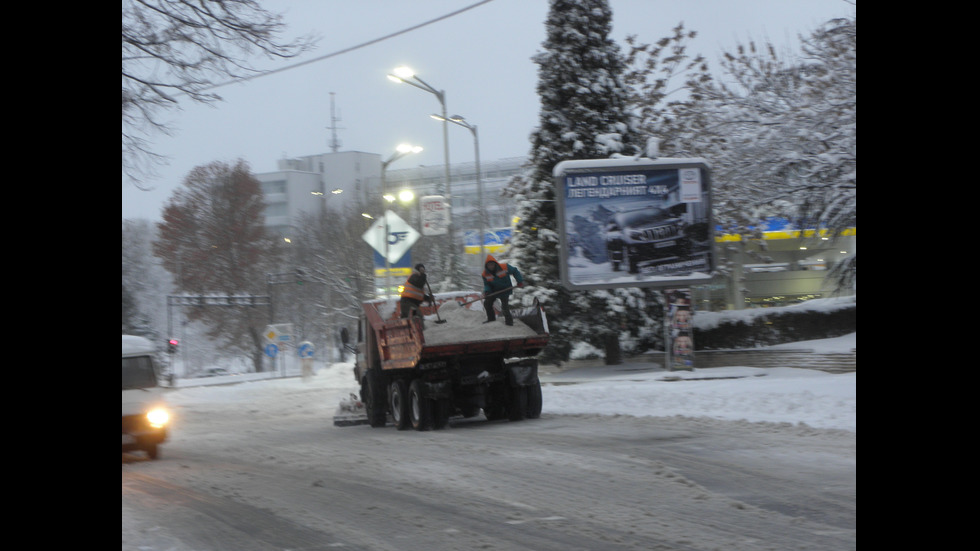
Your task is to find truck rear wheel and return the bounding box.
[527,379,542,419]
[390,379,411,430]
[409,379,432,431]
[433,398,451,429]
[365,369,387,428]
[508,385,527,421]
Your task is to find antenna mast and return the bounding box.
[327,92,344,153]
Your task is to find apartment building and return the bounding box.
[257,150,524,257]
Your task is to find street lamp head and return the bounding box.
[398,189,415,203]
[392,66,415,79]
[396,143,423,154]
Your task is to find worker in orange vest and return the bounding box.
[400,263,434,324]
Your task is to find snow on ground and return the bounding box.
[165,332,855,432]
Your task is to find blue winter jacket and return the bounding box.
[482,254,523,298]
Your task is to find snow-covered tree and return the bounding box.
[633,17,856,290]
[123,218,172,339]
[505,0,663,364]
[622,23,713,145]
[281,206,379,359]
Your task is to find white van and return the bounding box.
[122,335,170,459]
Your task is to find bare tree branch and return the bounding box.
[122,0,316,184]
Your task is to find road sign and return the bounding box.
[298,341,314,358]
[420,195,449,236]
[361,210,420,263]
[264,343,279,358]
[265,324,293,343]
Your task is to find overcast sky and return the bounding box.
[122,0,855,222]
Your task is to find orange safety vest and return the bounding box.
[400,272,426,302]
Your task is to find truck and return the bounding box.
[344,292,549,431]
[122,335,171,458]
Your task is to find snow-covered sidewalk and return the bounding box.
[165,333,855,433]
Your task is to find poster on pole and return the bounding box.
[554,157,714,291]
[665,288,695,371]
[420,195,449,236]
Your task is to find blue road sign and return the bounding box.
[298,342,314,358]
[264,343,279,358]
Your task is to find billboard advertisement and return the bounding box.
[463,227,513,255]
[554,157,714,290]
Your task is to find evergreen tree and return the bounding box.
[505,0,659,364]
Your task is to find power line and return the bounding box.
[202,0,496,93]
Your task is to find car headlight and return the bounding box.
[146,407,170,428]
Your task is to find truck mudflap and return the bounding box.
[506,358,539,387]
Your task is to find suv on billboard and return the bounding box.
[606,204,691,274]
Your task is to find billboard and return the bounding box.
[463,227,513,255]
[554,157,714,290]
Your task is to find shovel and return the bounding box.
[457,287,513,308]
[425,281,448,324]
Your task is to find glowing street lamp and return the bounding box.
[387,66,456,282]
[380,143,423,296]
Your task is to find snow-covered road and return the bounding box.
[122,334,855,550]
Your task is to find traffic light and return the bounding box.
[167,339,178,354]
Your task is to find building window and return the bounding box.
[262,181,286,195]
[265,203,287,217]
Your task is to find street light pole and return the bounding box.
[432,114,484,265]
[311,188,343,217]
[388,67,456,287]
[380,144,423,298]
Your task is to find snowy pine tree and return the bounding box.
[505,0,663,364]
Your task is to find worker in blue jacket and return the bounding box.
[481,254,524,326]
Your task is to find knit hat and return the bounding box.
[414,263,425,271]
